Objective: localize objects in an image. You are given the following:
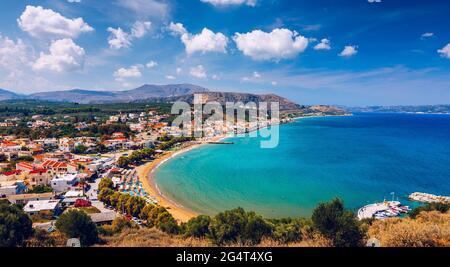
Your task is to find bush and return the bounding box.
[410,202,450,219]
[112,216,134,233]
[0,200,33,247]
[183,215,212,238]
[311,198,365,247]
[156,211,181,235]
[98,178,114,191]
[55,210,98,246]
[209,208,273,245]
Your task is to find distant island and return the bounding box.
[347,105,450,114]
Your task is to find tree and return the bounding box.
[98,178,114,191]
[111,216,134,233]
[155,211,180,235]
[0,200,33,247]
[410,202,450,219]
[55,210,98,246]
[311,198,365,247]
[209,208,273,245]
[73,145,88,155]
[184,215,212,238]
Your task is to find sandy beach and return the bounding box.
[137,135,228,223]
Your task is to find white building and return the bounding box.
[51,173,79,193]
[23,200,61,216]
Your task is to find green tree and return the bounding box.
[73,145,88,154]
[184,215,212,238]
[410,202,450,219]
[209,208,272,245]
[98,178,114,191]
[0,200,33,247]
[55,210,98,246]
[311,198,365,247]
[155,211,180,235]
[111,216,134,233]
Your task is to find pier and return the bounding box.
[206,141,234,145]
[409,192,450,204]
[357,201,411,220]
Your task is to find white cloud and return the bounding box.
[33,38,85,72]
[114,65,142,82]
[437,44,450,59]
[368,0,381,3]
[0,34,31,78]
[314,38,331,50]
[421,32,434,38]
[146,60,158,68]
[169,22,228,55]
[339,45,358,57]
[131,21,152,38]
[190,65,207,79]
[242,71,262,81]
[200,0,257,7]
[233,28,308,61]
[168,22,187,36]
[67,0,81,3]
[253,71,261,78]
[165,75,176,80]
[271,81,277,86]
[107,27,131,49]
[176,67,182,75]
[107,21,151,50]
[17,5,93,39]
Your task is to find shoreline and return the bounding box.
[137,135,229,223]
[136,114,348,222]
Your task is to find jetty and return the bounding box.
[206,141,234,145]
[409,192,450,204]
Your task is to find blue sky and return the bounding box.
[0,0,449,105]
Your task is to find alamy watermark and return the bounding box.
[171,94,280,148]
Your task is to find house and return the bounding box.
[26,168,53,187]
[0,170,23,182]
[23,199,61,216]
[51,173,79,193]
[7,192,54,205]
[16,161,35,172]
[63,190,85,205]
[89,212,117,225]
[59,138,75,152]
[0,180,26,197]
[41,159,78,174]
[0,140,21,152]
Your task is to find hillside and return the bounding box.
[347,105,450,114]
[0,89,22,101]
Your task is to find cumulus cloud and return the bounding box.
[339,45,358,57]
[233,28,308,61]
[146,60,158,68]
[169,22,228,55]
[200,0,257,7]
[314,38,331,50]
[114,65,142,82]
[190,65,207,78]
[17,5,93,39]
[107,21,151,50]
[437,44,450,59]
[131,21,152,38]
[33,38,85,72]
[0,34,31,78]
[107,27,131,49]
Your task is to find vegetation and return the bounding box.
[0,200,33,247]
[410,202,450,219]
[55,210,99,246]
[28,185,53,194]
[311,198,365,247]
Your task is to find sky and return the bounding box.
[0,0,449,106]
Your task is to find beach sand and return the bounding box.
[137,135,228,223]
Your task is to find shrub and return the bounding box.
[209,208,273,245]
[0,200,33,247]
[311,198,365,247]
[55,210,98,246]
[410,202,450,219]
[183,215,212,238]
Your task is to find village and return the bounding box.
[0,104,292,234]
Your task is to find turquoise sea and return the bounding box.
[154,113,450,218]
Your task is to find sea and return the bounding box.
[154,113,450,218]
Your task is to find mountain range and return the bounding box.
[0,84,349,115]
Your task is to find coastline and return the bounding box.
[136,114,353,222]
[137,135,229,223]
